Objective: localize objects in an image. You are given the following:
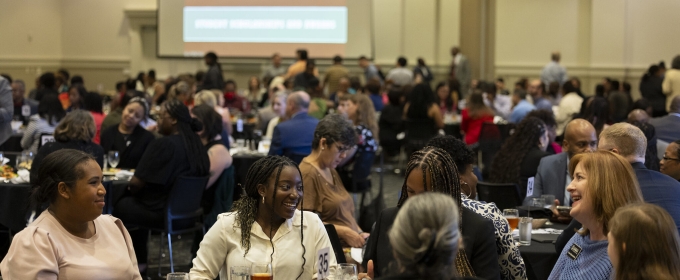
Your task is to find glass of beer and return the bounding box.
[251,262,273,280]
[503,209,519,231]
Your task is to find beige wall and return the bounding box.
[495,0,680,100]
[3,0,679,100]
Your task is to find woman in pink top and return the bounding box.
[0,149,142,279]
[461,91,495,145]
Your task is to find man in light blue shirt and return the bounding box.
[540,52,568,86]
[359,56,383,84]
[510,89,536,123]
[528,79,554,111]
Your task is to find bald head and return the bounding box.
[598,123,647,163]
[286,91,310,117]
[670,95,680,113]
[563,119,598,159]
[627,109,650,123]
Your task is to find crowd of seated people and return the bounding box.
[4,50,680,280]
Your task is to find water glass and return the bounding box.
[230,266,251,280]
[531,198,545,209]
[541,194,556,208]
[519,217,533,246]
[503,209,519,231]
[166,272,189,280]
[250,262,273,280]
[336,263,358,280]
[108,151,120,169]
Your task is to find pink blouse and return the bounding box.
[0,211,142,280]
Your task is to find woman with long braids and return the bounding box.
[489,116,550,199]
[362,146,500,280]
[190,156,336,279]
[113,99,210,276]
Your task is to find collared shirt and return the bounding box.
[483,93,512,120]
[540,61,568,86]
[510,100,536,123]
[190,210,337,280]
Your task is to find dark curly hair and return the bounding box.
[489,117,546,184]
[397,146,475,277]
[526,109,556,128]
[426,135,475,173]
[312,113,357,151]
[231,155,307,279]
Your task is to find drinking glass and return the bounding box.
[336,263,358,280]
[250,262,272,280]
[231,266,251,280]
[166,272,189,280]
[541,194,556,225]
[519,217,533,246]
[503,209,519,231]
[0,151,5,166]
[108,151,120,169]
[531,198,545,209]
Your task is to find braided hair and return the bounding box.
[396,146,475,277]
[489,117,546,184]
[231,155,307,280]
[162,99,209,176]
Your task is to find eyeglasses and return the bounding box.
[663,156,680,162]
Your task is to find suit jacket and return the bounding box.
[0,77,13,146]
[518,148,551,199]
[556,162,680,252]
[268,112,319,161]
[649,114,680,143]
[363,206,501,280]
[523,152,568,206]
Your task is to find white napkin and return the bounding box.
[115,170,134,180]
[2,158,9,165]
[350,247,363,264]
[11,169,30,184]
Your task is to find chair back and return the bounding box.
[165,176,209,233]
[478,123,514,178]
[324,224,347,263]
[340,150,376,193]
[476,181,522,210]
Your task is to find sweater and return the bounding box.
[548,233,612,280]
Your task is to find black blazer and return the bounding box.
[100,124,155,169]
[363,206,500,280]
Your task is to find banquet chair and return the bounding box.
[130,176,209,276]
[403,119,439,159]
[476,181,522,210]
[323,224,347,263]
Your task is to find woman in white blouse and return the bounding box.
[21,94,65,154]
[190,155,337,280]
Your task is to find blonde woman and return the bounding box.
[548,151,644,280]
[608,203,680,280]
[195,89,232,137]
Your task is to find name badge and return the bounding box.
[22,105,31,117]
[316,247,330,279]
[526,177,535,196]
[567,243,582,260]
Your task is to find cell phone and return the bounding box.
[556,206,572,216]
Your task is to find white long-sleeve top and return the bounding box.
[190,210,337,280]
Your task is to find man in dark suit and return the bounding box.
[649,95,680,143]
[523,119,598,207]
[12,79,38,125]
[557,123,680,253]
[268,91,318,163]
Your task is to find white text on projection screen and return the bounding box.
[183,6,348,43]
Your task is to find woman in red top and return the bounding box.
[84,92,106,144]
[461,91,494,145]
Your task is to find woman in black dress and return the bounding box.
[113,99,209,275]
[100,97,155,169]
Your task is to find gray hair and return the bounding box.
[389,192,461,279]
[288,91,310,110]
